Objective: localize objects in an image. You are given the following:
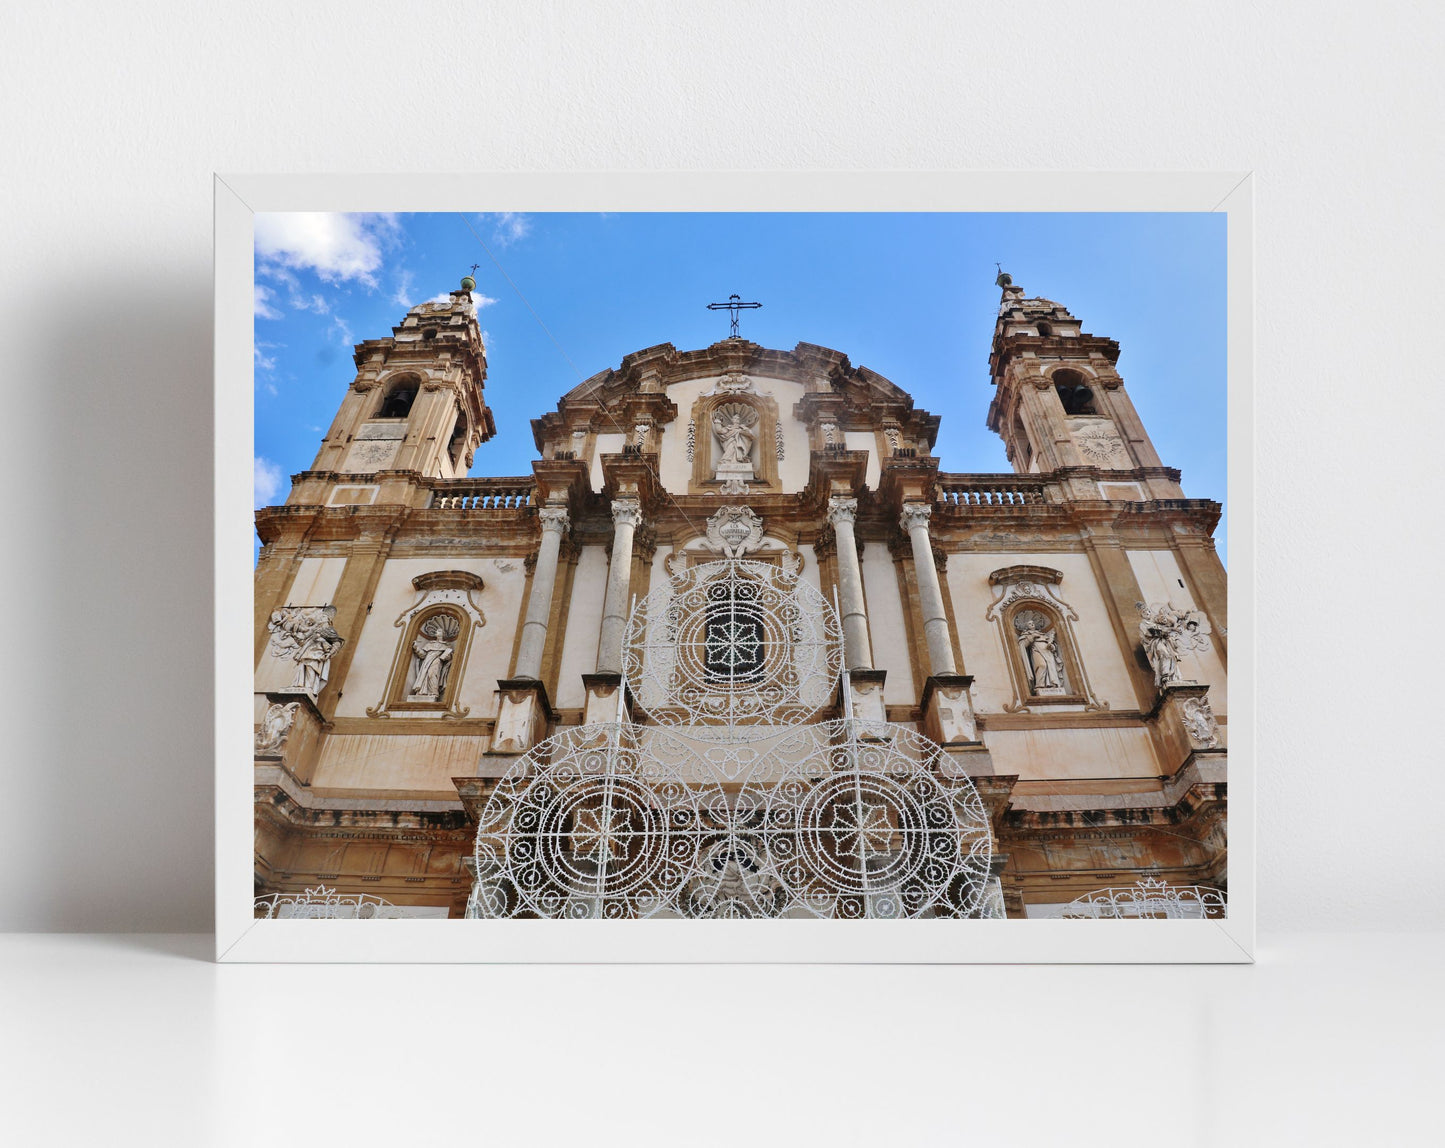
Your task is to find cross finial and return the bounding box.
[706,293,762,339]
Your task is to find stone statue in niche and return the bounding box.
[255,700,300,753]
[1014,609,1066,695]
[267,605,345,699]
[1137,602,1212,688]
[711,402,758,481]
[408,613,460,700]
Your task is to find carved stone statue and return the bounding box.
[711,402,758,478]
[408,613,460,700]
[255,700,300,753]
[1137,602,1212,688]
[267,605,345,699]
[1014,609,1066,694]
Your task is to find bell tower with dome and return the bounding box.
[986,271,1183,503]
[296,276,496,502]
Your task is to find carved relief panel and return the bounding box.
[1066,417,1130,468]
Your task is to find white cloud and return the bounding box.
[255,212,400,286]
[254,456,284,508]
[430,290,500,311]
[254,284,282,319]
[254,339,282,374]
[485,212,532,247]
[329,315,353,346]
[392,269,416,308]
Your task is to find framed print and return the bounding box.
[217,172,1252,962]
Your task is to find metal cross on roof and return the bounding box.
[706,293,762,339]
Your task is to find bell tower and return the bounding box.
[301,276,497,499]
[985,271,1182,498]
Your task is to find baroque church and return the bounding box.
[252,273,1227,920]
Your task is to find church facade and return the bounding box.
[252,275,1227,919]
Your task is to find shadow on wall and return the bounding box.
[13,272,215,931]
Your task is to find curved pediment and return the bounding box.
[535,339,936,452]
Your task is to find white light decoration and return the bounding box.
[468,720,993,920]
[1061,877,1227,919]
[621,557,843,740]
[469,537,997,920]
[254,886,396,919]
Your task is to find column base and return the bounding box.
[920,673,979,746]
[489,679,553,755]
[842,669,888,723]
[581,672,631,725]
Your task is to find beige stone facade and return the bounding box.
[254,278,1227,918]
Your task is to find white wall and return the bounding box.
[2,2,1441,932]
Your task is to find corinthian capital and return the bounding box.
[826,496,859,527]
[538,505,571,534]
[899,502,932,533]
[611,498,644,529]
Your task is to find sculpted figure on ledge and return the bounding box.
[1137,601,1211,688]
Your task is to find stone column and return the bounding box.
[596,498,642,675]
[899,502,956,676]
[827,496,873,672]
[514,504,570,680]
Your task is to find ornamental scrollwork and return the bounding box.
[1181,694,1220,748]
[255,700,300,753]
[704,504,765,558]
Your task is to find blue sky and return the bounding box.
[254,211,1226,559]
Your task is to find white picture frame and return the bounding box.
[217,172,1253,963]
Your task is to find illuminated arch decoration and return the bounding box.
[467,720,994,920]
[469,522,997,921]
[1061,877,1227,919]
[254,886,395,919]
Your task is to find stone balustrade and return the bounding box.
[428,479,536,510]
[937,476,1046,507]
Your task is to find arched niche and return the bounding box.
[985,566,1103,713]
[687,389,782,493]
[367,571,486,719]
[374,373,422,420]
[1050,367,1098,416]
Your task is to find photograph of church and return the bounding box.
[252,212,1228,921]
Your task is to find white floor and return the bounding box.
[1,932,1440,1147]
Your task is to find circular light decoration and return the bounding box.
[470,723,731,920]
[468,719,995,920]
[740,720,994,919]
[622,558,843,740]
